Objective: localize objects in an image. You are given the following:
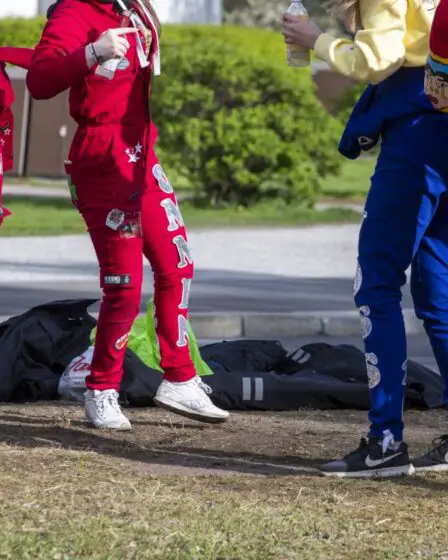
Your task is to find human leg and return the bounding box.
[410,194,448,471]
[321,145,443,477]
[81,206,144,429]
[140,158,229,423]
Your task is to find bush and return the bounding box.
[0,17,45,48]
[0,18,343,208]
[153,25,343,207]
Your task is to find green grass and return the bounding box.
[0,197,86,236]
[322,156,376,200]
[0,157,375,236]
[2,405,448,560]
[9,156,375,197]
[0,196,361,237]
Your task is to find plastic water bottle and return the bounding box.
[286,0,311,68]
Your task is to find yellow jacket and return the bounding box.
[315,0,438,84]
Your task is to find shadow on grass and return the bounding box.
[0,410,321,477]
[0,409,448,491]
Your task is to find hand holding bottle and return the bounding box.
[92,28,138,61]
[282,14,322,50]
[282,1,321,67]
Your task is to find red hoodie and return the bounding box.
[27,0,156,127]
[0,47,33,224]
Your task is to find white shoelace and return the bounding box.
[195,377,213,396]
[382,429,396,454]
[94,390,122,419]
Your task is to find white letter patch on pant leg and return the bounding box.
[359,305,372,340]
[354,261,362,296]
[366,352,381,389]
[161,198,184,232]
[177,314,189,347]
[179,278,191,310]
[173,235,193,268]
[153,164,173,194]
[402,359,407,386]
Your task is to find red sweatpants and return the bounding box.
[66,123,196,391]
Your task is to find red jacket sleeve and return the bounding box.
[0,47,33,70]
[26,1,91,100]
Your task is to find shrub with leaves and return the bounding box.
[152,25,343,208]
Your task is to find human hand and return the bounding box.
[92,28,138,61]
[282,14,322,50]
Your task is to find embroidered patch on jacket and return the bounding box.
[119,212,142,239]
[104,275,132,285]
[425,53,448,112]
[125,142,143,163]
[114,333,129,351]
[66,174,78,202]
[117,57,130,70]
[106,209,125,231]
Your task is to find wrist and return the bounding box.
[311,32,323,50]
[85,43,100,69]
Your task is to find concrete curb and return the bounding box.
[0,308,424,339]
[191,309,424,339]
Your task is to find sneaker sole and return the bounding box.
[89,422,132,431]
[153,397,229,425]
[86,414,132,431]
[413,464,448,473]
[89,423,132,431]
[320,464,415,479]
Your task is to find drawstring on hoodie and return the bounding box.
[115,0,160,75]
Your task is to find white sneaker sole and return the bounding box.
[85,413,132,431]
[153,396,229,424]
[321,464,415,479]
[89,422,132,431]
[413,463,448,473]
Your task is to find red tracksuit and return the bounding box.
[27,0,196,390]
[0,48,33,225]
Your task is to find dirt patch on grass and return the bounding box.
[0,403,444,476]
[1,403,448,559]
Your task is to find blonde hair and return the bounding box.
[325,0,361,33]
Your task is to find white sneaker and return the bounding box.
[84,389,132,431]
[154,376,230,424]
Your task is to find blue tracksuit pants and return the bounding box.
[355,113,448,441]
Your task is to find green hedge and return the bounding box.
[0,18,343,208]
[0,17,45,48]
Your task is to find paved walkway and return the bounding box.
[0,226,420,339]
[0,225,361,282]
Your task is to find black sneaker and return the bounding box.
[413,435,448,473]
[320,437,415,478]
